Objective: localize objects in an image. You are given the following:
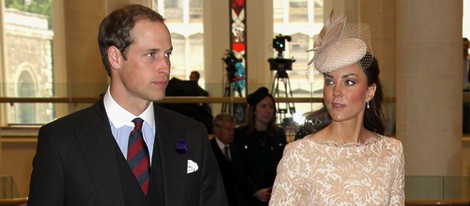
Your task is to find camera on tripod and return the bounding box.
[268,35,296,122]
[273,34,291,57]
[268,34,295,78]
[222,50,243,83]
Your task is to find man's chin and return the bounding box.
[149,92,166,102]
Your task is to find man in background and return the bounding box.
[190,70,201,83]
[211,113,237,205]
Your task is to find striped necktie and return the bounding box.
[224,145,231,161]
[127,118,150,195]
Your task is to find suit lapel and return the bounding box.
[77,101,126,206]
[151,106,187,204]
[210,138,224,160]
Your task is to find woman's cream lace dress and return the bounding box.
[269,135,404,206]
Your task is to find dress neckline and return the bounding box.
[306,133,385,148]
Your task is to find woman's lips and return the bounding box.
[331,102,345,109]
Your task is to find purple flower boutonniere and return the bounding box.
[175,139,188,154]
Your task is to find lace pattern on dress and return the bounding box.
[310,134,383,148]
[269,135,405,206]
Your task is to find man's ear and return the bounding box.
[367,83,377,102]
[108,46,122,70]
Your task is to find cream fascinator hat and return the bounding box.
[307,11,373,81]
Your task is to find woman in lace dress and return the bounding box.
[233,87,287,206]
[269,12,405,206]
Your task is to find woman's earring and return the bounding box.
[366,101,370,109]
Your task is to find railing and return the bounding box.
[1,95,468,139]
[0,96,396,137]
[0,97,470,205]
[0,96,325,104]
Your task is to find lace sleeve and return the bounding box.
[390,140,405,206]
[269,142,305,206]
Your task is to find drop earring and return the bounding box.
[366,101,370,109]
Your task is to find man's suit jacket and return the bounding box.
[27,99,228,206]
[210,138,236,206]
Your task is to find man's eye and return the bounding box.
[165,51,172,58]
[146,52,156,57]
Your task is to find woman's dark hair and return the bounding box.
[297,54,385,139]
[98,4,165,76]
[362,54,385,135]
[244,87,278,137]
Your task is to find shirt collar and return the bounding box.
[215,137,229,150]
[103,87,155,128]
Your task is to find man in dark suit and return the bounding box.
[27,4,228,206]
[210,113,237,205]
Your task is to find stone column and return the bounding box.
[246,0,274,91]
[63,0,108,113]
[396,1,463,198]
[204,0,229,113]
[397,0,462,176]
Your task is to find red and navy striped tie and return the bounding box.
[127,118,150,195]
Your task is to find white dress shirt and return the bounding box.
[103,87,156,164]
[215,137,231,161]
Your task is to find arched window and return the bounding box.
[189,0,203,22]
[17,71,36,124]
[273,0,324,96]
[163,0,183,23]
[189,33,204,82]
[170,33,186,79]
[289,0,308,22]
[153,0,204,81]
[2,0,54,125]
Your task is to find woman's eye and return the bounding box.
[324,79,334,85]
[346,80,356,86]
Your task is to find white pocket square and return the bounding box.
[187,160,199,174]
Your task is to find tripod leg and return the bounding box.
[271,74,277,95]
[221,82,232,113]
[236,87,243,97]
[285,76,296,114]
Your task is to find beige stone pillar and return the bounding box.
[63,1,107,99]
[204,0,229,98]
[246,0,274,92]
[62,0,151,112]
[334,0,397,134]
[396,0,462,176]
[360,1,397,135]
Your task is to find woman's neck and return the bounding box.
[255,120,268,131]
[321,120,371,144]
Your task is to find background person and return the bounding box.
[232,87,287,206]
[189,70,201,83]
[269,12,405,205]
[210,113,237,206]
[27,4,227,206]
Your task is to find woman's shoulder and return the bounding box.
[272,125,287,139]
[284,137,315,153]
[233,125,250,144]
[376,134,401,144]
[273,124,285,131]
[379,135,404,151]
[234,125,248,135]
